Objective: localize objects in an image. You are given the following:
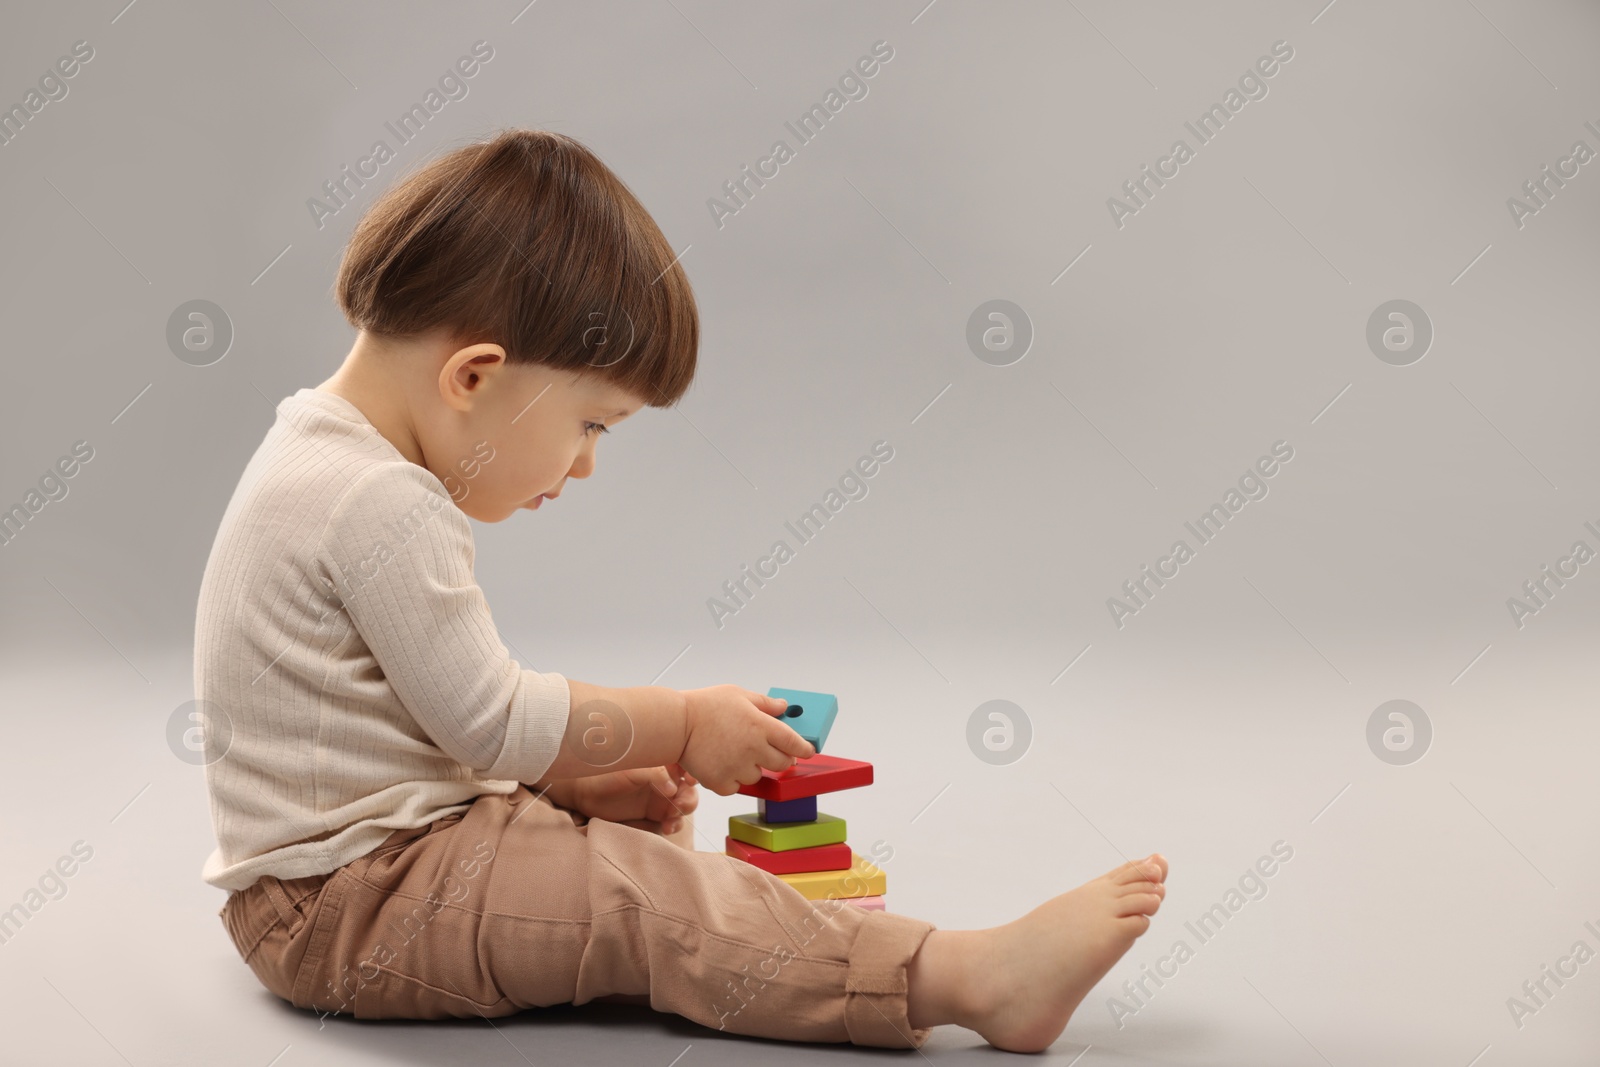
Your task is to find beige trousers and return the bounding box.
[219,784,936,1048]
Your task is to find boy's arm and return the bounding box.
[319,465,590,785]
[531,679,689,784]
[318,465,723,791]
[535,682,806,799]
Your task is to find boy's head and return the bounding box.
[331,128,697,522]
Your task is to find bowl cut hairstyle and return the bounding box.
[335,128,697,407]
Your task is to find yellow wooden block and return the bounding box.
[775,853,886,901]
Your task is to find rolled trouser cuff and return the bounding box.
[843,909,937,1048]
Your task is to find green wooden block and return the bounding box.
[728,812,847,852]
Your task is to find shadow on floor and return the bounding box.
[241,987,1046,1063]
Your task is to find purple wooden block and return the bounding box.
[757,795,818,823]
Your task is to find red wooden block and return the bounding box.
[725,836,853,875]
[736,753,873,803]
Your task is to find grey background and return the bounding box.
[2,1,1597,1064]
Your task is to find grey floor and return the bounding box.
[4,630,1597,1065]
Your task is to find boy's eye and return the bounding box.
[583,421,610,438]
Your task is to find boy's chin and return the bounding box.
[456,501,515,522]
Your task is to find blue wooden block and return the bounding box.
[758,795,818,823]
[768,687,838,753]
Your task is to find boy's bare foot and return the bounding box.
[908,853,1168,1053]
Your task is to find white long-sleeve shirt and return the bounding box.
[194,387,570,892]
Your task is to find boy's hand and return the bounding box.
[564,765,698,835]
[679,684,815,796]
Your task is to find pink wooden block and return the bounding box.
[845,895,886,911]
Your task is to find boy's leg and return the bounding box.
[542,800,935,1047]
[286,785,935,1048]
[593,807,690,1007]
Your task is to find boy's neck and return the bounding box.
[317,333,433,468]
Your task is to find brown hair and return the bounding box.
[335,128,697,407]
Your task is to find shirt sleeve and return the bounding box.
[316,461,570,783]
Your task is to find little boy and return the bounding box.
[197,127,1168,1052]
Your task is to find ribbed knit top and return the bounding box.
[194,387,570,892]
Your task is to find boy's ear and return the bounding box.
[438,343,508,412]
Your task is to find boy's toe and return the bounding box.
[1112,854,1167,885]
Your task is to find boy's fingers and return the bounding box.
[675,784,699,814]
[653,791,696,825]
[758,744,800,774]
[760,693,788,717]
[646,794,677,823]
[769,723,815,760]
